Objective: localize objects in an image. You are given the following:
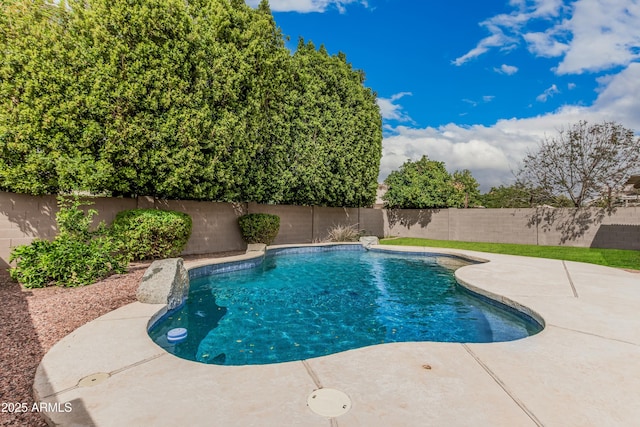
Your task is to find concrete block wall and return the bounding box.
[90,197,138,227]
[1,193,61,269]
[592,207,640,250]
[384,209,450,240]
[248,203,313,245]
[448,209,538,245]
[0,193,138,269]
[2,190,638,270]
[247,204,385,244]
[536,208,600,247]
[0,193,249,268]
[384,206,640,250]
[157,199,247,254]
[1,192,386,268]
[358,208,385,238]
[312,207,360,242]
[536,207,640,249]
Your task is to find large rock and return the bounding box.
[137,258,189,310]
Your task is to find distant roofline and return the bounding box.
[625,175,640,188]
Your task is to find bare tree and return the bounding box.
[519,121,640,207]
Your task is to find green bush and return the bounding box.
[111,209,192,260]
[9,197,127,288]
[238,214,280,246]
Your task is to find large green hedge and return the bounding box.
[0,0,381,207]
[111,209,192,260]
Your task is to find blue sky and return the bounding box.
[249,0,640,190]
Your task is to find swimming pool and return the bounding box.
[149,245,543,365]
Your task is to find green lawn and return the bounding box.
[380,237,640,271]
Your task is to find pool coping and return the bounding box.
[33,244,640,426]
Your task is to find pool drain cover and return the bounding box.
[78,372,110,387]
[307,388,351,418]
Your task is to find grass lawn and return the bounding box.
[380,237,640,271]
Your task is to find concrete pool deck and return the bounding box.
[34,245,640,426]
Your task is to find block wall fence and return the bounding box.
[1,191,638,270]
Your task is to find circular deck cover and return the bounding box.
[78,372,110,387]
[307,388,352,417]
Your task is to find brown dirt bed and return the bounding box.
[0,252,243,427]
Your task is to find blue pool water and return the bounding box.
[149,246,542,365]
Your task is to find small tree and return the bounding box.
[237,214,280,246]
[383,156,460,209]
[452,169,480,208]
[519,121,640,207]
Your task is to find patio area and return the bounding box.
[34,245,640,426]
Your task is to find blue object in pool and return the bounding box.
[167,328,188,343]
[149,246,543,365]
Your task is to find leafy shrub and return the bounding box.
[111,209,192,260]
[238,214,280,245]
[325,223,362,242]
[9,197,127,288]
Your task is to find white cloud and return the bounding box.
[246,0,367,13]
[483,95,496,103]
[536,84,560,102]
[568,82,576,90]
[376,92,413,122]
[494,64,519,75]
[523,29,569,57]
[590,62,640,126]
[380,122,536,190]
[530,0,565,18]
[556,0,640,74]
[453,1,562,66]
[379,63,640,190]
[454,0,640,75]
[452,29,517,66]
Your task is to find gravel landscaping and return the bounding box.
[0,252,242,427]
